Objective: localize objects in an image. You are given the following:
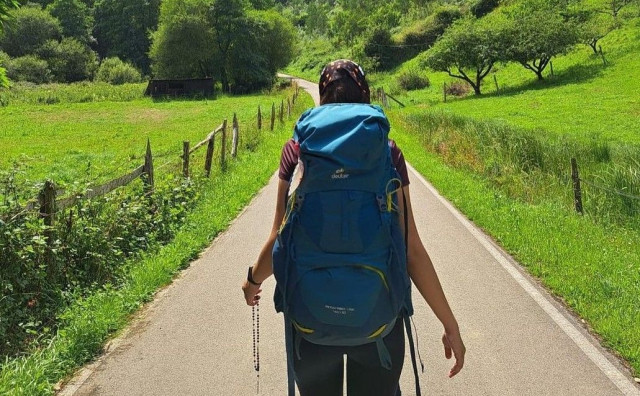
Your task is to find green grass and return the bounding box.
[388,114,640,375]
[0,81,148,107]
[372,16,640,145]
[0,89,287,185]
[0,87,314,395]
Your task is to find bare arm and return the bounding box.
[242,179,289,304]
[400,185,466,377]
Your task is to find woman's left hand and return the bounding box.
[442,329,466,378]
[242,281,262,306]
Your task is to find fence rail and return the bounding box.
[4,81,303,222]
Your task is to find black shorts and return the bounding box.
[293,319,405,396]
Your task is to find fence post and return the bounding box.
[182,141,190,178]
[287,97,291,118]
[550,61,554,77]
[232,113,239,158]
[279,100,284,123]
[443,82,448,103]
[258,105,262,130]
[221,119,228,169]
[39,180,56,276]
[143,139,154,191]
[571,158,584,215]
[205,133,215,178]
[493,75,499,93]
[270,102,275,131]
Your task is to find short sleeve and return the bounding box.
[278,139,299,182]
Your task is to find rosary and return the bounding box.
[252,302,260,394]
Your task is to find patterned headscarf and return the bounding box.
[319,59,370,99]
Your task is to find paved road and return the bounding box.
[62,77,639,396]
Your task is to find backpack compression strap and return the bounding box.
[402,189,423,396]
[285,315,296,396]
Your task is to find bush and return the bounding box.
[0,173,199,359]
[96,57,143,85]
[5,55,52,84]
[471,0,501,18]
[394,5,463,63]
[362,28,401,71]
[37,38,98,83]
[445,81,471,96]
[395,68,431,91]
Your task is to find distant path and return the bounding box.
[62,76,640,396]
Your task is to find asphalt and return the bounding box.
[60,77,640,396]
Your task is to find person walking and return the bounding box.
[242,59,465,396]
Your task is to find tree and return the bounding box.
[209,0,248,92]
[227,9,296,92]
[598,0,637,18]
[0,0,19,30]
[0,5,61,57]
[574,9,619,54]
[47,0,92,42]
[503,2,579,80]
[423,17,503,95]
[93,0,160,74]
[149,12,216,79]
[0,0,19,88]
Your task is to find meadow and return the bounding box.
[0,83,288,185]
[373,17,640,145]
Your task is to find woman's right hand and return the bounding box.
[242,280,262,306]
[442,328,466,378]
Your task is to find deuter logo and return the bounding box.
[331,168,350,180]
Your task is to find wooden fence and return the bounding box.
[570,158,640,215]
[9,81,303,229]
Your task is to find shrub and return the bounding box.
[471,0,501,18]
[445,81,471,96]
[5,55,52,84]
[37,38,98,83]
[395,68,431,91]
[394,5,463,62]
[0,173,199,359]
[96,57,143,85]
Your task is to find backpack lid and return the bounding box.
[293,104,392,193]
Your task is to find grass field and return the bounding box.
[372,16,640,145]
[0,89,288,186]
[389,112,640,374]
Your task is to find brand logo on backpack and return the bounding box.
[331,168,350,180]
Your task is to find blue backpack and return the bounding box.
[273,104,422,395]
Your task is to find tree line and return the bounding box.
[0,0,296,93]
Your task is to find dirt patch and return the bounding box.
[125,109,168,123]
